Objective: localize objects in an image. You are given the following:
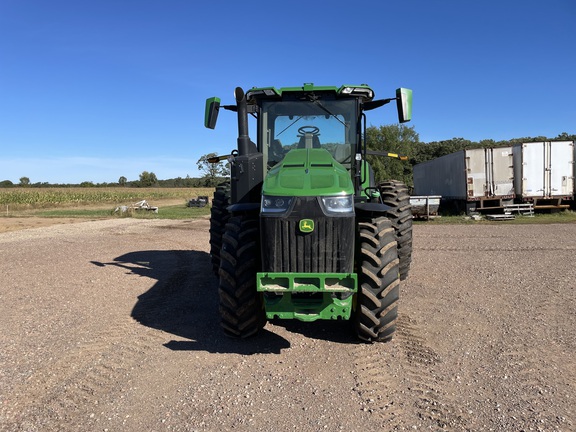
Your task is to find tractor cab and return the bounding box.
[206,84,412,200]
[254,89,357,170]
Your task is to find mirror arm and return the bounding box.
[363,98,394,111]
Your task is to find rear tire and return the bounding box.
[209,182,231,276]
[218,215,266,338]
[379,180,413,280]
[355,216,400,343]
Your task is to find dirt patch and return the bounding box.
[0,217,98,233]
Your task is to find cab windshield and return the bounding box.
[260,99,357,168]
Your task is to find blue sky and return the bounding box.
[0,0,574,184]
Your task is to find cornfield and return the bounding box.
[0,187,214,209]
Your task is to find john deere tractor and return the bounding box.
[204,83,413,342]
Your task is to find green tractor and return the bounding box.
[204,83,413,342]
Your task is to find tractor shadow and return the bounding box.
[270,318,360,344]
[90,249,290,355]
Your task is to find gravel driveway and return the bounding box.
[0,218,574,431]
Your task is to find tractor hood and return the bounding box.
[262,148,353,197]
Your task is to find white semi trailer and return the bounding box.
[512,141,574,208]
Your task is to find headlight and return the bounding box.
[320,195,354,214]
[261,195,293,214]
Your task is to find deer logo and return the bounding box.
[299,219,314,233]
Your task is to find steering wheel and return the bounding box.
[297,125,320,136]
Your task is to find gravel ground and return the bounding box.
[0,217,93,234]
[0,218,574,431]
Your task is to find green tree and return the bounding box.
[196,153,230,187]
[118,176,127,186]
[412,137,476,166]
[183,174,194,187]
[19,176,30,186]
[139,171,158,187]
[365,124,420,186]
[556,132,576,141]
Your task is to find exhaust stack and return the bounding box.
[231,87,262,204]
[235,87,254,156]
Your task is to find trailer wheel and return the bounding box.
[218,215,266,338]
[209,182,231,276]
[379,180,413,280]
[355,216,400,343]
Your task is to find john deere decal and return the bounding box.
[299,219,314,233]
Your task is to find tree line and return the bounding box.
[0,153,230,188]
[2,131,573,189]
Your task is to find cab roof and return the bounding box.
[245,83,375,103]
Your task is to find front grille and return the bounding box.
[261,201,354,273]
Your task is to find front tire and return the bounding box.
[355,216,400,342]
[379,180,413,280]
[209,182,231,276]
[218,215,266,338]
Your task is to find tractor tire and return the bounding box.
[209,182,231,276]
[355,216,400,343]
[218,215,266,338]
[379,180,413,280]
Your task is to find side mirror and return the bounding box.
[396,88,412,123]
[204,97,221,129]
